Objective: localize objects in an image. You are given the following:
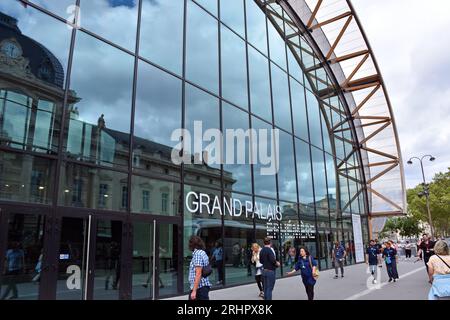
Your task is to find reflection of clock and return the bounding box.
[1,40,22,59]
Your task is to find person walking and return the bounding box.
[285,246,296,269]
[259,237,280,300]
[332,241,346,278]
[382,241,399,282]
[427,240,450,300]
[188,236,211,300]
[375,239,383,268]
[251,243,264,299]
[404,241,412,259]
[211,241,224,285]
[366,240,379,284]
[0,241,25,300]
[417,233,436,274]
[286,247,318,300]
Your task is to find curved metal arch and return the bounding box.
[257,0,406,232]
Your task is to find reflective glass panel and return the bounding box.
[221,25,247,109]
[251,117,276,199]
[59,162,128,211]
[185,84,220,171]
[0,213,46,300]
[0,153,54,205]
[306,90,322,148]
[246,0,267,55]
[186,0,219,94]
[220,0,245,37]
[290,78,309,141]
[183,183,222,291]
[277,131,296,202]
[271,63,292,132]
[295,138,313,208]
[133,60,182,178]
[139,0,184,75]
[248,46,272,122]
[79,0,138,51]
[131,176,181,216]
[267,16,286,70]
[222,103,252,194]
[65,31,134,169]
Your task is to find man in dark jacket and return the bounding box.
[259,237,280,300]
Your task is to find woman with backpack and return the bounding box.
[286,247,319,300]
[188,236,211,300]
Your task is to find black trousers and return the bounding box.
[255,275,263,292]
[216,262,224,282]
[405,249,411,258]
[188,286,210,300]
[304,283,315,300]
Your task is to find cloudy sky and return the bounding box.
[352,0,450,188]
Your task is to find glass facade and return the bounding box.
[0,0,369,300]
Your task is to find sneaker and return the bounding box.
[388,278,393,282]
[372,279,377,284]
[393,279,396,283]
[341,275,344,278]
[216,281,222,285]
[334,275,338,279]
[259,291,264,298]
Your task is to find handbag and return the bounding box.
[309,256,319,280]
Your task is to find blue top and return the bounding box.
[366,246,379,265]
[189,249,211,289]
[212,247,223,261]
[428,274,450,300]
[382,248,397,264]
[294,255,318,285]
[333,245,346,260]
[6,249,24,272]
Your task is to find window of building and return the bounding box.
[99,183,108,208]
[142,190,150,212]
[122,186,128,209]
[161,192,169,213]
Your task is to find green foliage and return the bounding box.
[406,167,450,237]
[381,215,423,238]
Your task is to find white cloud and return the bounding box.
[352,0,450,188]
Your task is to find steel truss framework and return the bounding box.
[256,0,406,230]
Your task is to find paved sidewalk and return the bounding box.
[167,259,431,300]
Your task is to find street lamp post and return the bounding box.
[407,155,436,240]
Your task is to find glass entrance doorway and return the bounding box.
[0,207,49,300]
[54,215,125,300]
[131,218,178,300]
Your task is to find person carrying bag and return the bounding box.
[286,246,318,300]
[427,240,450,300]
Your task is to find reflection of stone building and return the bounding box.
[0,11,233,214]
[0,12,75,204]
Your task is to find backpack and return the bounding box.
[196,250,212,278]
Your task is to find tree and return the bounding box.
[380,216,423,240]
[407,167,450,237]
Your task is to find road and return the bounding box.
[167,258,431,300]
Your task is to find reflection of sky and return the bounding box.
[108,0,137,8]
[0,0,358,210]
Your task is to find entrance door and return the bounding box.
[131,218,179,300]
[0,206,51,300]
[54,214,125,300]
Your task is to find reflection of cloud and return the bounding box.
[70,31,134,133]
